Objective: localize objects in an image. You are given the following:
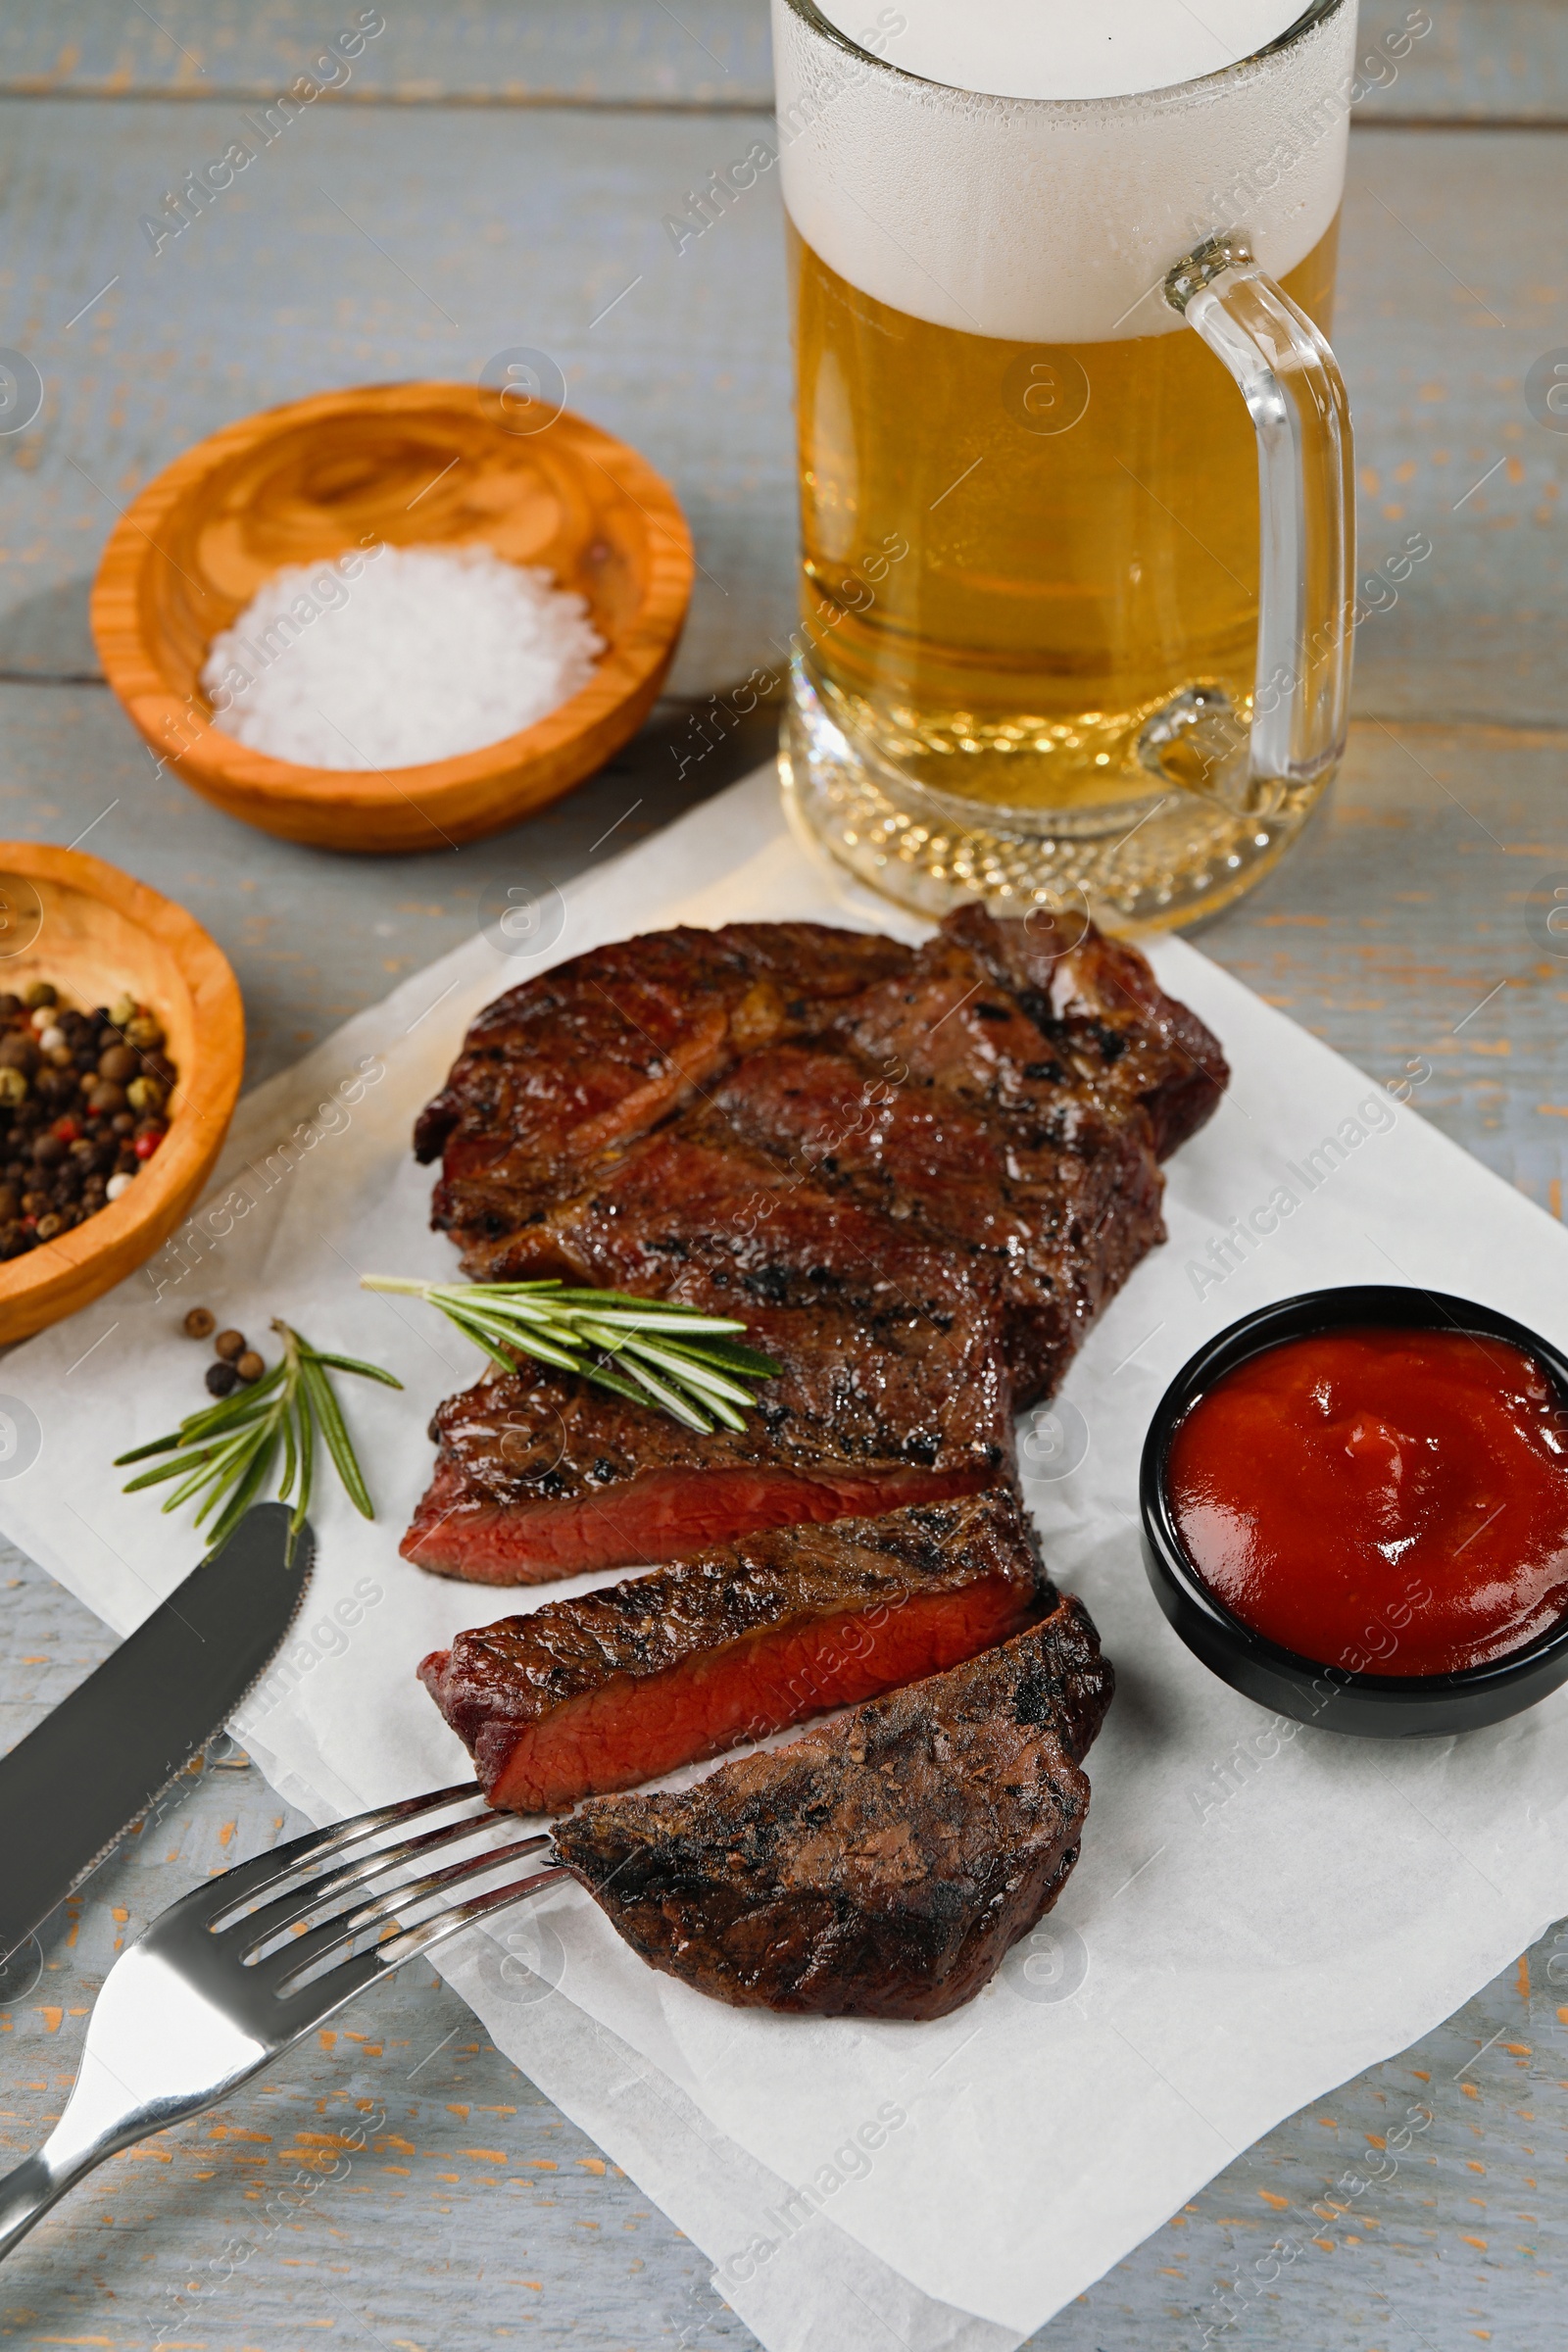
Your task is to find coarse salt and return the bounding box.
[200,542,605,770]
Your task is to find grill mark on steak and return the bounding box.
[554,1596,1113,2020]
[459,1117,1004,1329]
[400,1284,1010,1583]
[701,1040,1164,1408]
[417,922,910,1243]
[419,1489,1048,1813]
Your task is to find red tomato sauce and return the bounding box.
[1167,1326,1568,1675]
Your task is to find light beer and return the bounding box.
[774,0,1360,924]
[793,218,1340,813]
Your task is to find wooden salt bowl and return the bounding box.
[0,845,244,1345]
[90,382,695,853]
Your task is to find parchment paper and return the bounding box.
[6,764,1568,2351]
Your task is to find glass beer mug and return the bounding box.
[774,0,1358,927]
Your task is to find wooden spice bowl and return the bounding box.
[0,845,244,1345]
[90,381,695,853]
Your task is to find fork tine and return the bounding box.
[206,1780,484,1931]
[263,1863,575,2032]
[233,1800,514,1955]
[377,1863,576,1968]
[262,1834,555,1995]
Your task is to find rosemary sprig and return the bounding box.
[361,1275,779,1435]
[114,1319,402,1555]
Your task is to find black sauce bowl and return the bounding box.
[1140,1284,1568,1739]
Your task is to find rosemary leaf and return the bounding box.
[119,1318,398,1547]
[361,1273,778,1436]
[612,1354,715,1431]
[279,1387,299,1503]
[304,1349,405,1386]
[600,1330,758,1405]
[291,1388,315,1544]
[299,1353,373,1520]
[122,1447,220,1494]
[205,1428,282,1551]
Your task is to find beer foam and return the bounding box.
[773,0,1358,341]
[811,0,1310,104]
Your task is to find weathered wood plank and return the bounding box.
[1357,0,1568,121]
[0,98,796,699]
[0,108,1562,726]
[0,0,776,107]
[1334,130,1568,728]
[2,0,1565,122]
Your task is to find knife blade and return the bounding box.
[0,1502,314,1961]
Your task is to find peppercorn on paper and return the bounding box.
[8,762,1568,2352]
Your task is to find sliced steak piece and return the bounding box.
[420,1489,1047,1813]
[417,922,910,1249]
[705,1041,1164,1407]
[554,1597,1113,2020]
[401,1287,1010,1584]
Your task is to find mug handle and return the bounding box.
[1149,231,1354,808]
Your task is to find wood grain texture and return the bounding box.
[0,111,1561,725]
[0,843,243,1342]
[0,676,782,1088]
[2,0,1566,122]
[92,383,693,849]
[0,98,794,699]
[0,0,777,108]
[2,8,1567,2345]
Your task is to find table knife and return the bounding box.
[0,1501,314,1962]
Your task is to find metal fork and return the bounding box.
[0,1778,569,2260]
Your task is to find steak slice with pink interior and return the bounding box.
[554,1595,1113,2020]
[419,1488,1047,1814]
[400,1284,1010,1585]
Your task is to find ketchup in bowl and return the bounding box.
[1167,1325,1568,1676]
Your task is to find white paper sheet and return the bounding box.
[6,764,1568,2349]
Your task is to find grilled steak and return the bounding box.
[555,1596,1113,2020]
[459,1115,1007,1324]
[702,1042,1164,1407]
[836,907,1226,1158]
[944,904,1228,1157]
[417,908,1221,1269]
[401,1281,1009,1583]
[417,922,910,1248]
[420,1489,1047,1813]
[407,906,1226,1581]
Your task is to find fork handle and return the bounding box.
[0,2150,85,2263]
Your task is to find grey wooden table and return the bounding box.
[1,5,1566,2345]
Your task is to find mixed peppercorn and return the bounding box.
[182,1303,267,1395]
[0,981,175,1259]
